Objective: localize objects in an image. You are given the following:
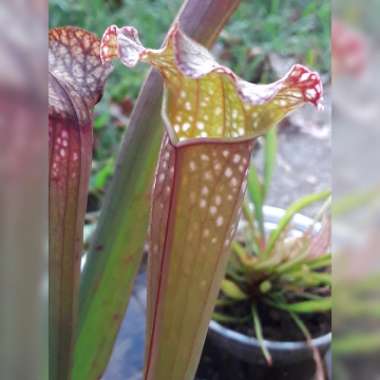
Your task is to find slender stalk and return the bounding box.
[334,332,380,355]
[252,304,272,365]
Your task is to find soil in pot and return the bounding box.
[219,302,331,342]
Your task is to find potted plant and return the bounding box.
[197,129,331,380]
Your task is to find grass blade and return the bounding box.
[252,304,272,365]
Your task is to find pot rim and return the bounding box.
[261,204,321,233]
[209,320,332,351]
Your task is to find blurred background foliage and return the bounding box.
[49,0,330,204]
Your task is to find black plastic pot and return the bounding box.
[204,319,331,380]
[198,206,332,380]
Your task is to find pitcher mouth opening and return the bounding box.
[161,87,258,147]
[101,23,323,147]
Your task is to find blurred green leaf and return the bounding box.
[94,113,110,130]
[334,332,380,355]
[221,279,249,301]
[90,159,115,192]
